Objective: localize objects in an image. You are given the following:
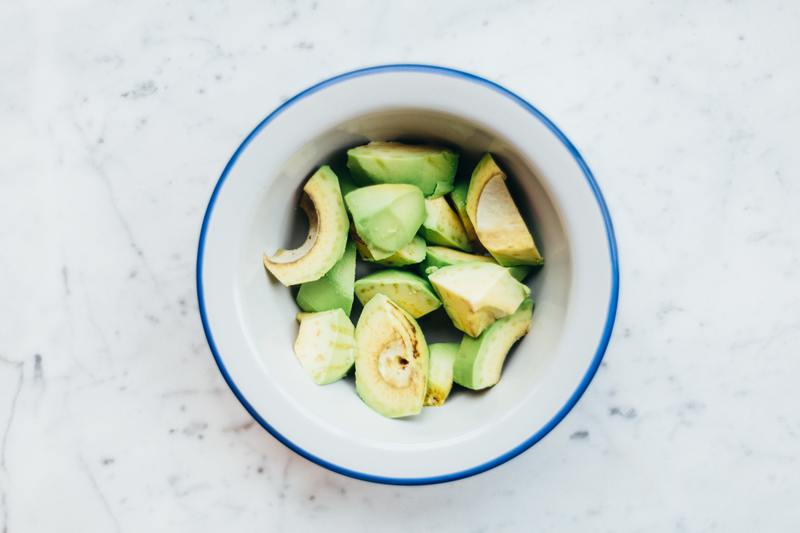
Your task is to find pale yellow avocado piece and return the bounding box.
[355,294,429,418]
[428,262,530,337]
[263,166,350,286]
[294,309,355,385]
[466,154,543,266]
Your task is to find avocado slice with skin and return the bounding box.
[354,270,441,318]
[296,240,356,314]
[263,166,350,286]
[347,142,459,197]
[355,294,429,418]
[424,343,457,406]
[420,197,472,252]
[294,309,355,385]
[357,235,426,267]
[454,299,533,390]
[466,154,543,266]
[345,184,426,257]
[428,262,530,337]
[450,180,480,246]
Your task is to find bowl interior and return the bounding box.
[237,108,571,445]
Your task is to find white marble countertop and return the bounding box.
[2,1,800,531]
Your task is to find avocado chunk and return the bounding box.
[355,294,429,418]
[450,180,480,246]
[263,166,350,286]
[428,262,530,337]
[424,343,457,406]
[357,235,426,267]
[296,240,356,314]
[345,184,426,257]
[347,142,459,197]
[420,197,472,252]
[420,246,534,282]
[419,246,495,275]
[351,230,394,261]
[337,170,359,197]
[466,154,543,266]
[354,270,441,318]
[454,299,533,390]
[507,265,533,282]
[294,309,355,385]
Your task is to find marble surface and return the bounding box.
[2,0,800,531]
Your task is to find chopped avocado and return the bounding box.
[345,184,426,256]
[337,171,359,197]
[419,246,494,275]
[355,294,429,418]
[419,245,533,282]
[351,230,393,261]
[347,142,459,197]
[428,262,530,337]
[296,240,356,314]
[450,180,480,245]
[466,154,543,266]
[354,270,441,318]
[294,309,355,385]
[507,265,533,282]
[420,197,472,251]
[264,166,350,286]
[454,299,533,390]
[424,343,457,406]
[367,236,426,267]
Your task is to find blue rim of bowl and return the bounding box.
[196,64,619,486]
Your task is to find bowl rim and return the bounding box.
[196,64,619,485]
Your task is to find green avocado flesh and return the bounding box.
[357,235,426,266]
[352,231,394,261]
[354,270,441,318]
[345,184,426,256]
[296,240,356,314]
[337,170,359,197]
[420,197,472,251]
[420,246,532,282]
[355,294,429,418]
[419,246,494,275]
[507,265,533,282]
[454,299,533,390]
[347,142,459,197]
[424,343,457,406]
[466,154,543,266]
[294,309,355,385]
[449,180,480,245]
[428,262,530,337]
[263,166,350,286]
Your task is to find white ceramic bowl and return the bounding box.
[197,65,618,484]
